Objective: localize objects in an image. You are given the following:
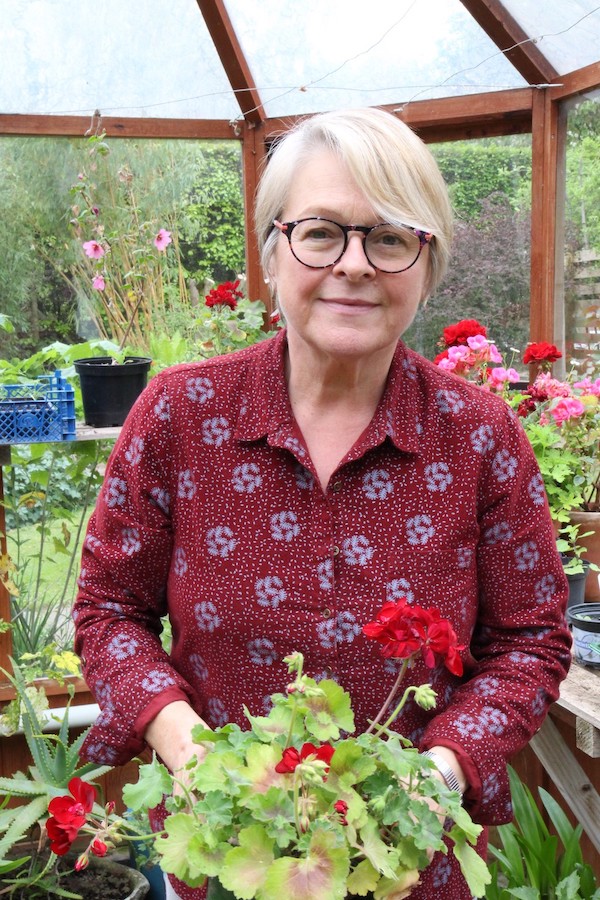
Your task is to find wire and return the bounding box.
[9,4,600,121]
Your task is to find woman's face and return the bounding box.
[268,149,431,364]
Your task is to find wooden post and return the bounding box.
[241,120,270,316]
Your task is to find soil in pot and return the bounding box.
[4,854,149,900]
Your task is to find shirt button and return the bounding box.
[322,608,332,618]
[331,545,340,556]
[324,665,334,676]
[332,481,342,493]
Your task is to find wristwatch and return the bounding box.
[421,750,464,798]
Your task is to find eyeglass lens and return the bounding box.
[288,219,423,272]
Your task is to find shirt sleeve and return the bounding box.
[420,402,572,824]
[74,374,196,766]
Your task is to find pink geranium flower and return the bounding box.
[82,240,105,259]
[92,274,105,291]
[550,397,586,424]
[154,228,172,251]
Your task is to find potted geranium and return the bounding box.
[434,320,600,599]
[49,601,491,899]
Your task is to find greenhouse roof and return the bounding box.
[2,0,600,125]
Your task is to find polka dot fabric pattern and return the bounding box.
[74,330,571,900]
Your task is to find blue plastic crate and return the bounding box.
[0,371,76,444]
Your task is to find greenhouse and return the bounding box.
[0,2,599,898]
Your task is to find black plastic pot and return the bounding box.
[74,356,151,427]
[567,603,600,667]
[561,556,591,609]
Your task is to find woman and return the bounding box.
[74,108,571,899]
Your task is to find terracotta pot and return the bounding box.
[569,511,600,601]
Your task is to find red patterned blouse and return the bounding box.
[74,329,571,899]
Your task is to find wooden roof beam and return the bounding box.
[195,0,265,126]
[458,0,559,85]
[264,88,534,145]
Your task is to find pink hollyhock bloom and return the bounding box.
[92,274,105,291]
[83,240,105,259]
[154,228,172,251]
[550,397,585,424]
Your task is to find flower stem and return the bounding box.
[364,658,409,735]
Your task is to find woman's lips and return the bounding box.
[320,298,377,313]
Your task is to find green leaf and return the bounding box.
[345,858,380,896]
[122,757,173,811]
[357,817,399,879]
[157,813,210,886]
[452,835,492,897]
[303,679,355,742]
[261,826,349,900]
[220,823,275,898]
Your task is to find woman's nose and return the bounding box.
[332,233,375,277]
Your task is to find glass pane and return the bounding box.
[1,0,238,120]
[562,92,600,374]
[0,135,244,358]
[403,134,532,372]
[225,0,525,118]
[503,1,600,76]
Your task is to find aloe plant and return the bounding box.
[0,662,111,872]
[485,766,600,899]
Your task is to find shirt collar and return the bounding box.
[234,329,423,457]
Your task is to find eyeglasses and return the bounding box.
[273,217,433,274]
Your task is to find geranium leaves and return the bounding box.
[219,824,275,898]
[303,678,355,741]
[260,827,349,900]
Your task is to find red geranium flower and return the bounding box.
[442,319,487,348]
[46,777,97,856]
[363,599,464,676]
[275,742,335,774]
[204,279,244,310]
[522,342,562,365]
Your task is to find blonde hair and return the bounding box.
[255,107,454,295]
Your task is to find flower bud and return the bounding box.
[91,838,108,858]
[413,684,437,710]
[75,852,89,872]
[105,800,116,815]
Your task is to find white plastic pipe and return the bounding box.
[0,703,100,736]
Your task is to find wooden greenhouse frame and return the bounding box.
[0,0,599,872]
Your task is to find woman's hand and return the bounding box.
[144,700,210,798]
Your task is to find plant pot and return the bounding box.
[569,511,600,601]
[74,356,151,428]
[561,556,591,609]
[567,603,600,668]
[8,852,151,900]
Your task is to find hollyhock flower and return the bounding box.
[82,240,105,259]
[275,742,335,774]
[442,319,487,347]
[523,342,562,365]
[205,279,244,310]
[92,274,105,291]
[154,228,172,251]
